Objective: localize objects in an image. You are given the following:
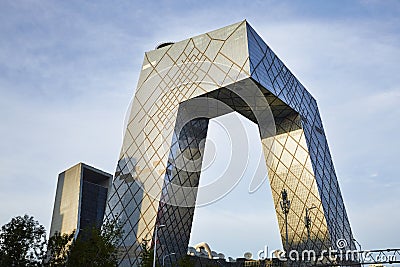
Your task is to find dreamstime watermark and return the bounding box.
[256,239,397,263]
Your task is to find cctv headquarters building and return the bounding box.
[103,21,356,266]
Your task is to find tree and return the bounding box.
[66,219,123,267]
[177,255,195,267]
[0,215,123,267]
[45,231,75,267]
[139,238,161,267]
[0,215,47,267]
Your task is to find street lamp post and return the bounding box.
[280,189,291,251]
[305,204,317,248]
[153,224,166,267]
[162,252,176,266]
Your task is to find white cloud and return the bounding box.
[0,0,399,256]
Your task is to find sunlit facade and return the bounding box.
[50,163,112,237]
[104,21,356,266]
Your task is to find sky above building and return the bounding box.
[0,0,399,259]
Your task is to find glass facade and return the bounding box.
[246,24,356,254]
[104,21,355,266]
[80,179,109,230]
[50,163,112,237]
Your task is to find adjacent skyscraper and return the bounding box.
[50,163,112,237]
[104,21,356,266]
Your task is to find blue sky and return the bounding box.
[0,0,399,259]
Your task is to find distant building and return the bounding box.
[188,242,225,260]
[49,162,112,237]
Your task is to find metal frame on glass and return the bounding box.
[104,21,356,266]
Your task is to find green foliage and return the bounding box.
[177,255,195,267]
[139,238,152,267]
[138,238,161,267]
[45,231,75,267]
[0,215,47,267]
[0,215,123,267]
[66,220,123,267]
